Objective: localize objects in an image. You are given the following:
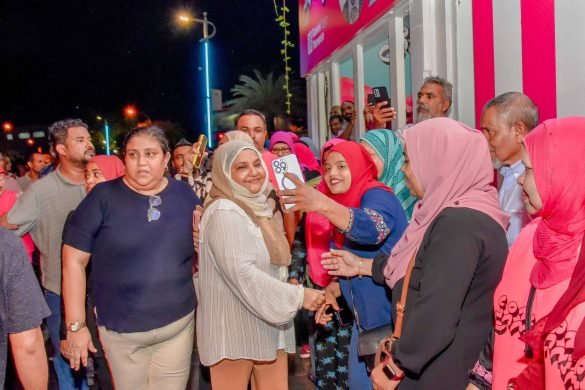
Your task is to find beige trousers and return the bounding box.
[98,311,194,390]
[210,349,289,390]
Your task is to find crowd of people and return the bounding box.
[0,75,584,390]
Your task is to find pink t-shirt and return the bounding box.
[0,190,35,261]
[492,218,570,389]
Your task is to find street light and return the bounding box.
[2,122,13,133]
[96,116,111,155]
[123,105,153,127]
[177,12,216,148]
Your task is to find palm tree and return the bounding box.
[225,69,286,122]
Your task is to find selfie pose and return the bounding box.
[280,141,408,388]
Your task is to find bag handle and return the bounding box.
[391,250,417,340]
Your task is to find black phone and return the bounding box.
[324,296,354,327]
[367,93,376,106]
[372,86,391,110]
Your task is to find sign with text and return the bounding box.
[298,0,397,76]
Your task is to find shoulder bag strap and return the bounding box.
[392,250,418,340]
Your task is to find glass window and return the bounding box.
[363,31,391,130]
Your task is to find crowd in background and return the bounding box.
[0,75,584,390]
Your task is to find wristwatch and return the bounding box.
[67,321,87,332]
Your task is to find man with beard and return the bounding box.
[481,92,538,246]
[371,76,453,139]
[415,76,452,122]
[0,118,95,390]
[337,100,356,141]
[16,152,47,191]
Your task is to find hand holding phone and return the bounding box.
[372,86,391,110]
[193,134,208,169]
[272,155,305,209]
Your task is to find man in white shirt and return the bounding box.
[480,92,539,246]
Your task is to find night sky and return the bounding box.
[0,0,300,134]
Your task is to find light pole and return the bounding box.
[96,116,111,155]
[177,12,216,148]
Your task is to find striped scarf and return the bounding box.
[360,129,417,220]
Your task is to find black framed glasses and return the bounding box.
[147,195,162,222]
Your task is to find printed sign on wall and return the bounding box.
[299,0,397,76]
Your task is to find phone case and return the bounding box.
[271,154,305,209]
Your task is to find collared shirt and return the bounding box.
[7,168,86,294]
[499,160,531,247]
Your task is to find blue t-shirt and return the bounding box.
[337,188,408,331]
[63,178,200,333]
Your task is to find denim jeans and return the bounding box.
[44,290,88,390]
[349,323,373,389]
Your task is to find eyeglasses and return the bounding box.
[271,147,290,154]
[147,195,162,222]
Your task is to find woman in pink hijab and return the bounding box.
[476,117,585,390]
[372,117,510,389]
[84,155,125,192]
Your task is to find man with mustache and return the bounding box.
[371,76,453,134]
[0,118,95,390]
[480,92,538,246]
[415,76,452,122]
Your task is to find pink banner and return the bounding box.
[298,0,397,76]
[521,0,557,121]
[472,0,495,129]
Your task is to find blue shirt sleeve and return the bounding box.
[342,188,405,246]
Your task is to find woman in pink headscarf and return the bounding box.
[466,117,585,390]
[372,118,510,389]
[84,155,125,192]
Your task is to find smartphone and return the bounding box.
[193,134,208,169]
[271,154,305,209]
[372,86,391,110]
[367,93,376,106]
[324,297,354,327]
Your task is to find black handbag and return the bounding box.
[357,323,393,370]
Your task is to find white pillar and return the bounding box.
[389,16,407,129]
[353,44,365,138]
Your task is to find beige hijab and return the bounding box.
[223,130,255,145]
[206,140,291,266]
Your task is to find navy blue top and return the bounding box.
[337,188,408,331]
[63,178,200,333]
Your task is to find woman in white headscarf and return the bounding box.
[196,140,325,390]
